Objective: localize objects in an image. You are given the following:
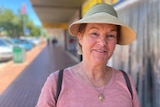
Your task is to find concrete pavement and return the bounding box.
[0,44,46,94]
[0,44,78,107]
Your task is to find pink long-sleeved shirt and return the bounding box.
[36,67,141,107]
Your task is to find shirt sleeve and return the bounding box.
[36,71,59,107]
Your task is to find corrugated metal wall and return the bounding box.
[112,0,160,107]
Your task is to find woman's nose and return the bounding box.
[99,37,107,46]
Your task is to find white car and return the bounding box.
[0,38,13,62]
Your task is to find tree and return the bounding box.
[0,7,42,38]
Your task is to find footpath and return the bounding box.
[0,43,46,94]
[0,43,78,107]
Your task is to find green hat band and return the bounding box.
[84,3,118,18]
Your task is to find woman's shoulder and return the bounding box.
[43,68,72,88]
[112,68,131,77]
[111,68,132,83]
[111,67,135,87]
[111,68,123,77]
[48,67,71,79]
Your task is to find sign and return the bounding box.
[82,0,124,17]
[24,28,30,35]
[21,3,27,15]
[82,0,102,17]
[42,22,67,29]
[105,0,125,6]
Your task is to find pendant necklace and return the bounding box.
[91,79,107,102]
[83,68,108,102]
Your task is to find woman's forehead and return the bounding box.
[86,23,117,30]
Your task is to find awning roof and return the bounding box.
[30,0,86,29]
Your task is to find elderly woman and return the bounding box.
[36,3,141,107]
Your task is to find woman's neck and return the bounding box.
[71,62,112,87]
[81,62,109,79]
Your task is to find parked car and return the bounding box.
[21,37,40,46]
[0,38,13,62]
[11,38,34,51]
[19,39,34,50]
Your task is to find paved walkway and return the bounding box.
[0,44,46,94]
[0,44,78,107]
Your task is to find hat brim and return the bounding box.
[69,13,136,45]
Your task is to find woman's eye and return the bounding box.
[91,32,99,36]
[107,34,116,38]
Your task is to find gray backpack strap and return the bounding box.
[55,69,64,104]
[120,70,133,99]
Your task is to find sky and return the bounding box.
[0,0,42,26]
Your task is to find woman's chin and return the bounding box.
[93,57,108,65]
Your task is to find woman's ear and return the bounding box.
[77,32,82,45]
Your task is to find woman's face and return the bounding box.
[78,23,118,65]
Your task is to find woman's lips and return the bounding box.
[93,49,107,53]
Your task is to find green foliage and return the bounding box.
[0,7,42,38]
[26,20,41,37]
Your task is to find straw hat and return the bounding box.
[68,3,136,45]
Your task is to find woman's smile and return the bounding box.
[94,49,107,53]
[92,48,108,61]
